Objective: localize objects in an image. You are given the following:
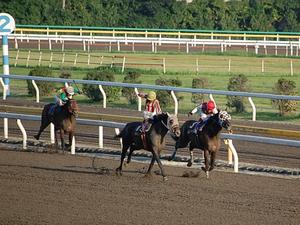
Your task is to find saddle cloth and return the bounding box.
[189,121,205,133]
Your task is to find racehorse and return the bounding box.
[115,112,180,181]
[168,110,231,178]
[34,99,78,152]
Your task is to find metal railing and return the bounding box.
[1,74,300,121]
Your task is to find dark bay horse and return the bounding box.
[169,110,231,178]
[115,113,180,181]
[34,99,79,151]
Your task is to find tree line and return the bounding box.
[1,0,299,32]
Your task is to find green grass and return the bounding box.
[1,49,300,123]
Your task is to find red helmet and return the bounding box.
[207,101,215,110]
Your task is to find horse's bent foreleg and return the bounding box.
[201,149,210,178]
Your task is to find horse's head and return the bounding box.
[66,99,79,117]
[218,110,232,131]
[166,113,181,137]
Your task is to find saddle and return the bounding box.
[189,121,205,134]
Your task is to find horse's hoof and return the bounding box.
[168,156,174,161]
[206,171,209,179]
[115,168,122,176]
[187,161,193,167]
[144,173,152,178]
[209,166,214,171]
[163,176,168,181]
[201,167,207,172]
[34,135,39,140]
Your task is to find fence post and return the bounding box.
[14,49,19,67]
[163,58,166,74]
[32,80,40,103]
[248,97,256,121]
[99,56,103,66]
[115,128,122,148]
[17,119,27,150]
[4,118,8,138]
[224,139,239,172]
[98,85,107,109]
[73,53,78,66]
[62,40,64,51]
[196,58,199,74]
[62,52,65,65]
[88,53,90,65]
[14,37,18,49]
[261,59,265,73]
[49,52,53,68]
[0,78,6,100]
[171,91,178,115]
[186,42,189,54]
[228,59,231,72]
[83,40,86,51]
[38,51,42,66]
[290,60,293,76]
[117,41,120,51]
[50,123,55,144]
[48,39,52,51]
[71,136,75,155]
[38,39,41,51]
[99,125,103,149]
[134,88,142,111]
[121,56,126,73]
[26,50,31,67]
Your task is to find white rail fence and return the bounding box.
[1,112,300,173]
[8,34,300,56]
[1,74,300,122]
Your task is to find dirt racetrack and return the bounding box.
[0,148,299,225]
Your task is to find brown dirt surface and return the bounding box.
[0,149,299,225]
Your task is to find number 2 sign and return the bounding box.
[0,13,15,35]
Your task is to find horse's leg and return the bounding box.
[152,150,168,181]
[187,145,194,167]
[116,143,129,175]
[209,151,216,171]
[201,149,210,179]
[60,129,65,152]
[54,129,59,149]
[126,146,135,164]
[68,131,74,150]
[34,118,50,140]
[145,155,156,177]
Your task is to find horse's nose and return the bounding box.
[175,130,181,137]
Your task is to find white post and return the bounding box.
[224,139,238,172]
[48,39,52,51]
[38,39,41,51]
[26,50,31,67]
[38,51,42,66]
[14,49,19,67]
[73,53,78,66]
[83,40,86,51]
[134,88,142,111]
[261,59,264,73]
[62,53,65,64]
[14,37,18,49]
[248,97,256,121]
[151,42,154,52]
[121,56,126,73]
[132,42,135,52]
[17,119,27,150]
[50,123,55,144]
[4,118,8,138]
[88,53,90,65]
[99,56,103,66]
[117,41,120,51]
[62,40,64,51]
[171,91,178,115]
[71,136,75,155]
[186,42,189,54]
[228,59,231,72]
[115,128,122,148]
[98,85,106,108]
[31,80,40,103]
[49,52,53,68]
[255,44,259,55]
[163,58,166,74]
[99,126,103,149]
[275,45,278,56]
[0,78,7,100]
[196,58,199,73]
[290,60,293,76]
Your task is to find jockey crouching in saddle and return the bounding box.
[49,86,81,117]
[188,100,218,134]
[137,91,162,134]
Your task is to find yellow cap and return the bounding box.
[147,91,156,101]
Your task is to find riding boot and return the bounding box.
[142,120,151,133]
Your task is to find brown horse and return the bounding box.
[34,99,78,151]
[115,113,180,181]
[168,110,231,178]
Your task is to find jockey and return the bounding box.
[138,91,162,133]
[49,86,81,115]
[188,100,218,133]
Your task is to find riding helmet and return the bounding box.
[207,100,215,110]
[66,86,75,95]
[147,91,156,101]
